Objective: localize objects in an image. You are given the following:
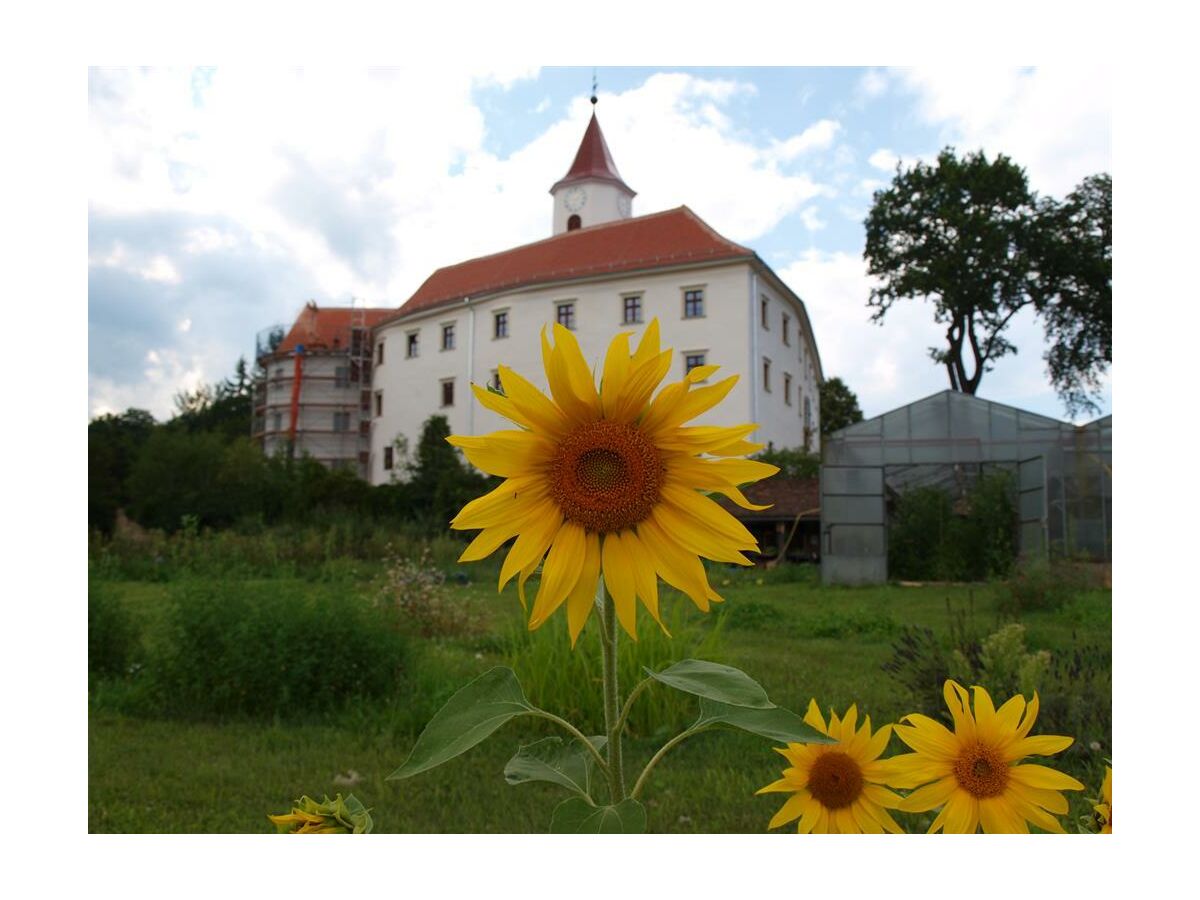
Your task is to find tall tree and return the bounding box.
[819,377,864,436]
[864,148,1111,413]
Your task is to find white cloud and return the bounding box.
[867,148,899,173]
[857,69,889,100]
[767,119,842,162]
[800,207,825,232]
[178,318,192,333]
[90,68,839,416]
[778,249,1109,421]
[891,66,1111,196]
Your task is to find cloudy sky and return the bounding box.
[88,66,1111,423]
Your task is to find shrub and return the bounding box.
[376,545,480,638]
[147,581,408,718]
[888,471,1017,581]
[999,558,1092,617]
[88,582,139,677]
[722,600,786,632]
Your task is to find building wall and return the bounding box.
[551,178,633,235]
[753,275,822,453]
[369,259,821,484]
[257,352,372,475]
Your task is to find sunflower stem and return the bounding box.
[597,580,626,802]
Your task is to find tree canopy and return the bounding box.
[864,148,1111,416]
[819,377,864,436]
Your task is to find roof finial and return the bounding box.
[590,68,598,106]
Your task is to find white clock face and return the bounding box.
[563,186,587,212]
[617,195,631,217]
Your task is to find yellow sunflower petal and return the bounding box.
[635,518,718,612]
[451,476,548,530]
[646,375,740,436]
[528,522,587,629]
[849,802,884,834]
[602,532,639,640]
[630,318,660,367]
[471,382,534,430]
[658,483,759,548]
[611,349,673,422]
[498,505,563,590]
[458,522,522,563]
[515,557,539,611]
[768,792,809,830]
[1008,764,1085,792]
[979,797,1029,834]
[1009,734,1074,760]
[619,529,665,631]
[541,328,595,425]
[599,332,632,416]
[798,800,825,834]
[448,431,554,477]
[498,365,571,437]
[649,503,754,565]
[972,684,1000,743]
[566,531,602,647]
[898,776,958,813]
[803,699,828,736]
[942,790,980,834]
[551,323,601,415]
[756,777,795,795]
[686,363,720,383]
[1016,692,1041,739]
[893,714,959,759]
[943,680,977,741]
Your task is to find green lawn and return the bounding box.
[89,565,1111,833]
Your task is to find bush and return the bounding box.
[89,582,139,677]
[147,581,408,718]
[888,471,1017,581]
[805,608,897,639]
[999,559,1092,617]
[376,545,480,638]
[721,600,785,632]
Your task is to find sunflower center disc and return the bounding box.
[550,421,664,534]
[953,744,1009,798]
[806,751,864,810]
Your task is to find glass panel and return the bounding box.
[822,467,883,495]
[829,525,885,557]
[824,495,884,524]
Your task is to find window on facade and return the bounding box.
[406,332,419,358]
[556,302,576,330]
[374,392,383,417]
[271,411,282,432]
[490,369,502,391]
[333,411,351,432]
[274,366,284,379]
[782,314,791,346]
[784,373,793,405]
[761,296,769,328]
[334,366,350,388]
[567,214,582,231]
[683,289,704,318]
[623,295,643,324]
[376,341,384,365]
[442,323,456,351]
[441,379,455,407]
[684,352,707,376]
[494,310,509,339]
[763,357,772,392]
[383,446,394,470]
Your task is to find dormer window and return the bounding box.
[567,214,582,231]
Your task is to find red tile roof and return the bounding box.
[714,477,821,522]
[550,111,634,195]
[279,304,394,353]
[390,206,753,320]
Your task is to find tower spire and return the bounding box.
[591,68,598,106]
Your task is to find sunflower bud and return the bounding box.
[268,793,373,834]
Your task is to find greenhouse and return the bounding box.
[820,390,1112,585]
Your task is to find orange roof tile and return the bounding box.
[391,206,753,320]
[279,304,394,352]
[550,111,634,195]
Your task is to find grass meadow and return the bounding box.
[88,541,1111,833]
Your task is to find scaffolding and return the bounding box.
[820,390,1112,585]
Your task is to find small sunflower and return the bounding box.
[890,680,1084,833]
[447,320,776,644]
[756,699,905,834]
[1093,766,1112,833]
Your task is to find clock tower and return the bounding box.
[550,98,636,235]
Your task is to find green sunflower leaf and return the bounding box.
[694,698,834,744]
[388,667,534,779]
[549,797,647,834]
[645,659,773,709]
[504,735,607,799]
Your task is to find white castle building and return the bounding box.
[365,104,824,484]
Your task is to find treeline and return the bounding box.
[88,361,490,535]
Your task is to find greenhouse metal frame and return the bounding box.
[820,390,1111,585]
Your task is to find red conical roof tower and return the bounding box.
[550,109,636,196]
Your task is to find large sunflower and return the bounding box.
[890,680,1084,833]
[756,700,905,834]
[1093,765,1112,834]
[447,320,776,644]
